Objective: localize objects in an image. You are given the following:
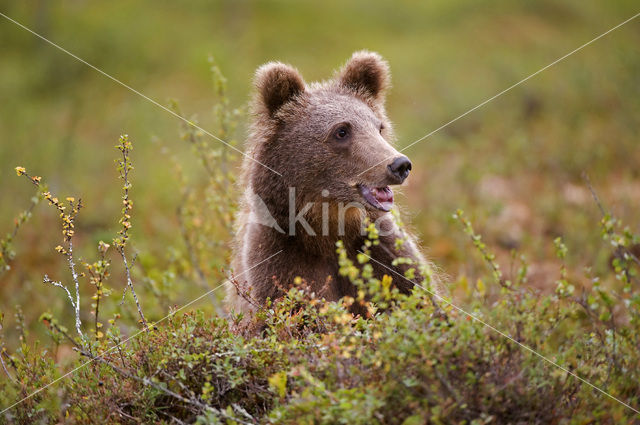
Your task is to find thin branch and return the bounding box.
[119,247,147,328]
[50,321,83,350]
[66,240,84,340]
[43,275,83,338]
[583,172,640,267]
[16,169,86,342]
[0,192,39,272]
[0,349,16,384]
[76,349,255,424]
[115,135,147,328]
[157,410,188,425]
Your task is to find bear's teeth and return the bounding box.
[357,184,393,212]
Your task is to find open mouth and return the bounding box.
[358,184,394,212]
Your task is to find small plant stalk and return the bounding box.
[16,166,86,343]
[115,135,147,328]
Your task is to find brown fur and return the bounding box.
[228,51,441,315]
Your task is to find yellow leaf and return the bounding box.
[381,274,393,290]
[268,371,287,398]
[458,275,469,295]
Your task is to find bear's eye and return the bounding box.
[334,126,350,140]
[379,124,384,134]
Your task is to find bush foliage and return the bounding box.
[1,56,640,424]
[1,221,640,424]
[2,134,640,424]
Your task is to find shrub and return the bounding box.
[1,64,639,425]
[2,197,640,423]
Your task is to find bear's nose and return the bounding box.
[387,156,412,183]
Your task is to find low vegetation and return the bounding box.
[1,192,639,423]
[1,101,639,423]
[2,3,640,420]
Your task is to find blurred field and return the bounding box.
[1,0,639,349]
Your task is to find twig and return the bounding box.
[108,334,128,368]
[0,192,39,273]
[434,369,462,404]
[157,410,188,425]
[119,249,147,328]
[43,275,83,339]
[66,239,84,339]
[51,321,83,350]
[76,348,255,424]
[115,135,147,328]
[15,168,86,342]
[582,172,607,217]
[229,275,264,311]
[453,209,511,290]
[0,349,16,384]
[583,172,640,267]
[158,369,195,397]
[85,241,110,340]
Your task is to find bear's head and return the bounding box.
[246,51,412,233]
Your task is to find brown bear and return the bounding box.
[228,51,440,315]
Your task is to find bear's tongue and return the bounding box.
[360,185,394,212]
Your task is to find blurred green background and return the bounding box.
[1,1,639,348]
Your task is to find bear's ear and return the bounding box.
[254,62,305,117]
[338,51,390,102]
